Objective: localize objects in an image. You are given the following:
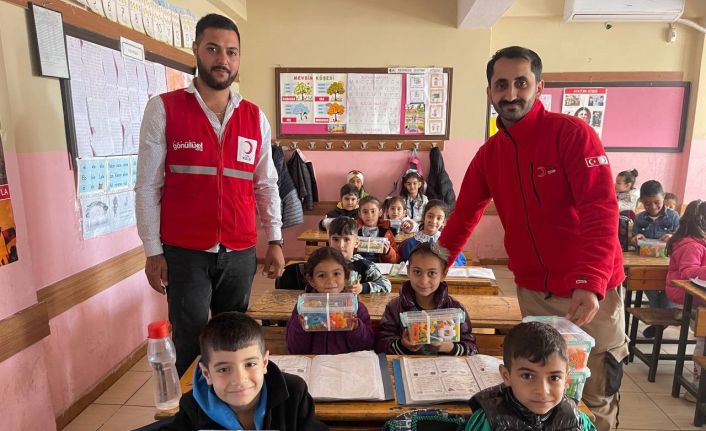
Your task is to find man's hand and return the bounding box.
[565,289,600,326]
[145,254,168,294]
[263,244,285,279]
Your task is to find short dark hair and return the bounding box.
[503,321,567,371]
[304,246,351,279]
[618,169,639,187]
[486,46,542,85]
[640,180,664,198]
[664,192,678,202]
[359,195,381,209]
[195,14,240,44]
[408,242,449,272]
[328,216,358,237]
[340,183,359,198]
[199,312,265,366]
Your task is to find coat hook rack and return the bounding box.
[342,141,351,150]
[431,142,438,148]
[291,141,299,150]
[274,139,444,151]
[274,140,281,146]
[396,142,404,150]
[325,142,333,150]
[413,142,420,151]
[308,141,316,150]
[360,141,368,150]
[378,141,385,150]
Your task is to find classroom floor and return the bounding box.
[63,265,702,431]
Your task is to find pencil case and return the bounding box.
[400,309,465,345]
[297,293,358,331]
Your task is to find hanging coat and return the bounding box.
[286,149,316,211]
[425,146,456,211]
[271,145,304,228]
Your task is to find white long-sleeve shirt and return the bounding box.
[135,80,282,257]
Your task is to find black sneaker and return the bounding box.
[642,325,658,339]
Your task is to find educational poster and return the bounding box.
[404,74,426,134]
[81,195,111,239]
[280,73,314,124]
[562,88,608,138]
[425,71,448,136]
[0,135,18,266]
[314,73,347,127]
[346,73,402,134]
[77,158,108,196]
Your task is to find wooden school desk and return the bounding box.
[672,279,706,419]
[247,290,520,331]
[170,355,594,428]
[622,251,670,333]
[387,271,498,295]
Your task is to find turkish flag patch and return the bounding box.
[585,155,609,168]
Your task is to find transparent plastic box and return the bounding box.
[522,316,595,371]
[296,293,358,331]
[400,308,465,345]
[357,236,389,254]
[637,239,668,258]
[565,368,591,401]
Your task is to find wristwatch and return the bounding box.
[268,239,284,247]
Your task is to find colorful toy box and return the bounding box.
[400,309,465,345]
[357,236,389,254]
[637,239,668,258]
[522,316,595,371]
[564,368,591,401]
[296,293,358,332]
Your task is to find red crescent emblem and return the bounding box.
[244,141,254,154]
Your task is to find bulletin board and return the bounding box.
[58,25,193,239]
[486,81,690,153]
[275,67,453,141]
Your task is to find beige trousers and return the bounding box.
[517,287,629,431]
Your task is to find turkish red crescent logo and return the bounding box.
[536,167,547,178]
[244,140,254,155]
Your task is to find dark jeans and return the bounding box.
[163,244,257,376]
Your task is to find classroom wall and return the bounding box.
[243,0,706,260]
[0,0,235,428]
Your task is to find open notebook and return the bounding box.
[393,355,503,405]
[269,351,394,402]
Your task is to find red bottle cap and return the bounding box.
[147,320,170,339]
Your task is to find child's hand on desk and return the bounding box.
[345,283,363,294]
[401,329,423,352]
[429,340,454,354]
[401,220,414,234]
[632,234,645,245]
[660,233,673,242]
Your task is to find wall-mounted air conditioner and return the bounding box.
[564,0,684,22]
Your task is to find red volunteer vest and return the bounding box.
[160,89,262,251]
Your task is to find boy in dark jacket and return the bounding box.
[161,312,328,431]
[464,321,596,431]
[319,184,360,230]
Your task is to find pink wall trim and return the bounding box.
[256,139,687,260]
[43,271,167,415]
[0,343,56,431]
[683,139,706,204]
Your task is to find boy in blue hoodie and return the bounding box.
[162,312,328,431]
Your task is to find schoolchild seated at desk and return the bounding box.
[383,195,418,235]
[376,242,477,356]
[399,199,467,267]
[465,321,596,431]
[357,195,400,264]
[318,183,359,231]
[160,312,327,431]
[286,247,375,354]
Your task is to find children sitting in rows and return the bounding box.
[383,196,417,234]
[465,321,596,431]
[346,170,368,199]
[319,184,359,231]
[401,170,428,224]
[328,216,392,294]
[357,195,399,263]
[163,312,327,431]
[376,242,477,356]
[615,169,639,213]
[399,199,466,266]
[286,247,375,354]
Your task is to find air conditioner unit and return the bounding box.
[564,0,684,22]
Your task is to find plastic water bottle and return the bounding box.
[147,320,181,410]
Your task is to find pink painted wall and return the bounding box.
[256,138,688,261]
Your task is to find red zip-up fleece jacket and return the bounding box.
[440,100,624,300]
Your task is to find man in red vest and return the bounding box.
[439,47,626,431]
[136,14,284,375]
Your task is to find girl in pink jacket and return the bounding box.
[664,199,706,383]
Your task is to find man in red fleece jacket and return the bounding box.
[439,46,626,431]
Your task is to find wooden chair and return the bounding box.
[626,275,694,382]
[690,308,706,425]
